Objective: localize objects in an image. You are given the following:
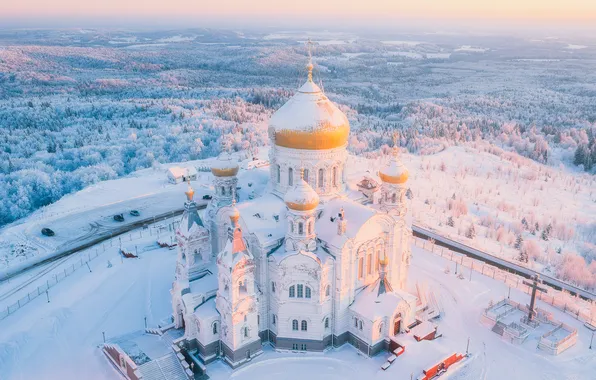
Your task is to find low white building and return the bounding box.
[167,166,198,184]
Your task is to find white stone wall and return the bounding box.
[269,145,348,199]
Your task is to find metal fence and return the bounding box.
[414,237,595,326]
[0,220,180,321]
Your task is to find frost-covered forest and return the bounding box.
[1,28,595,227]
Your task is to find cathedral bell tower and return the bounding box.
[284,168,319,252]
[379,133,409,216]
[215,203,262,365]
[172,179,211,328]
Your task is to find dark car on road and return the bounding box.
[113,214,125,222]
[130,210,140,217]
[41,228,55,237]
[202,194,212,200]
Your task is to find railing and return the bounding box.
[0,221,179,321]
[414,237,595,326]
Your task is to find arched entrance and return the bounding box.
[393,313,402,335]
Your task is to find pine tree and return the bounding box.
[541,229,549,241]
[466,224,476,239]
[405,188,413,200]
[519,249,528,263]
[447,216,455,227]
[515,234,523,249]
[521,217,528,230]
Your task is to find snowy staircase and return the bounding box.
[492,321,506,336]
[137,352,190,380]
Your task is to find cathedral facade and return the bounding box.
[171,59,417,369]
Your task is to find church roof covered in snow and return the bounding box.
[350,285,417,322]
[269,62,349,150]
[316,198,377,247]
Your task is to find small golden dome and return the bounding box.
[269,62,350,151]
[185,181,195,201]
[379,253,389,266]
[285,171,319,211]
[379,146,409,185]
[211,153,239,177]
[229,199,240,224]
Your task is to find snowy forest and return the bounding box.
[1,28,595,287]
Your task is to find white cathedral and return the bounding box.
[171,58,419,369]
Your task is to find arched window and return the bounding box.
[303,169,309,183]
[271,282,276,292]
[305,287,311,298]
[375,248,381,270]
[297,284,304,298]
[276,164,281,183]
[325,285,330,297]
[288,167,294,186]
[289,285,295,298]
[325,318,329,329]
[307,221,313,234]
[367,250,373,275]
[290,222,294,233]
[257,314,260,326]
[354,318,358,328]
[359,320,363,330]
[298,222,304,235]
[358,257,364,279]
[332,167,338,187]
[318,168,324,188]
[244,315,247,322]
[301,320,308,331]
[272,314,277,325]
[212,322,218,334]
[379,323,384,333]
[244,327,249,337]
[392,193,397,203]
[221,186,225,195]
[239,280,247,294]
[292,319,299,330]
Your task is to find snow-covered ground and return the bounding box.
[1,239,594,380]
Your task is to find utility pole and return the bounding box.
[46,290,50,303]
[590,331,594,350]
[144,316,147,329]
[466,337,470,355]
[102,331,106,343]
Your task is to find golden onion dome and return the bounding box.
[184,180,195,202]
[269,63,350,150]
[379,253,389,267]
[284,170,320,211]
[211,152,239,177]
[379,145,409,185]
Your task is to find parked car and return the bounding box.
[41,228,55,237]
[202,194,213,200]
[129,210,140,217]
[113,214,125,222]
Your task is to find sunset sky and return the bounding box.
[1,0,595,27]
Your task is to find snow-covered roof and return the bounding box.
[270,246,333,267]
[317,197,377,247]
[237,193,286,245]
[350,286,417,321]
[410,320,437,339]
[167,166,186,178]
[189,270,218,296]
[177,200,205,237]
[193,297,219,320]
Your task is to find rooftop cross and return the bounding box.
[306,38,314,82]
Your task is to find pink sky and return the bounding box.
[2,0,596,21]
